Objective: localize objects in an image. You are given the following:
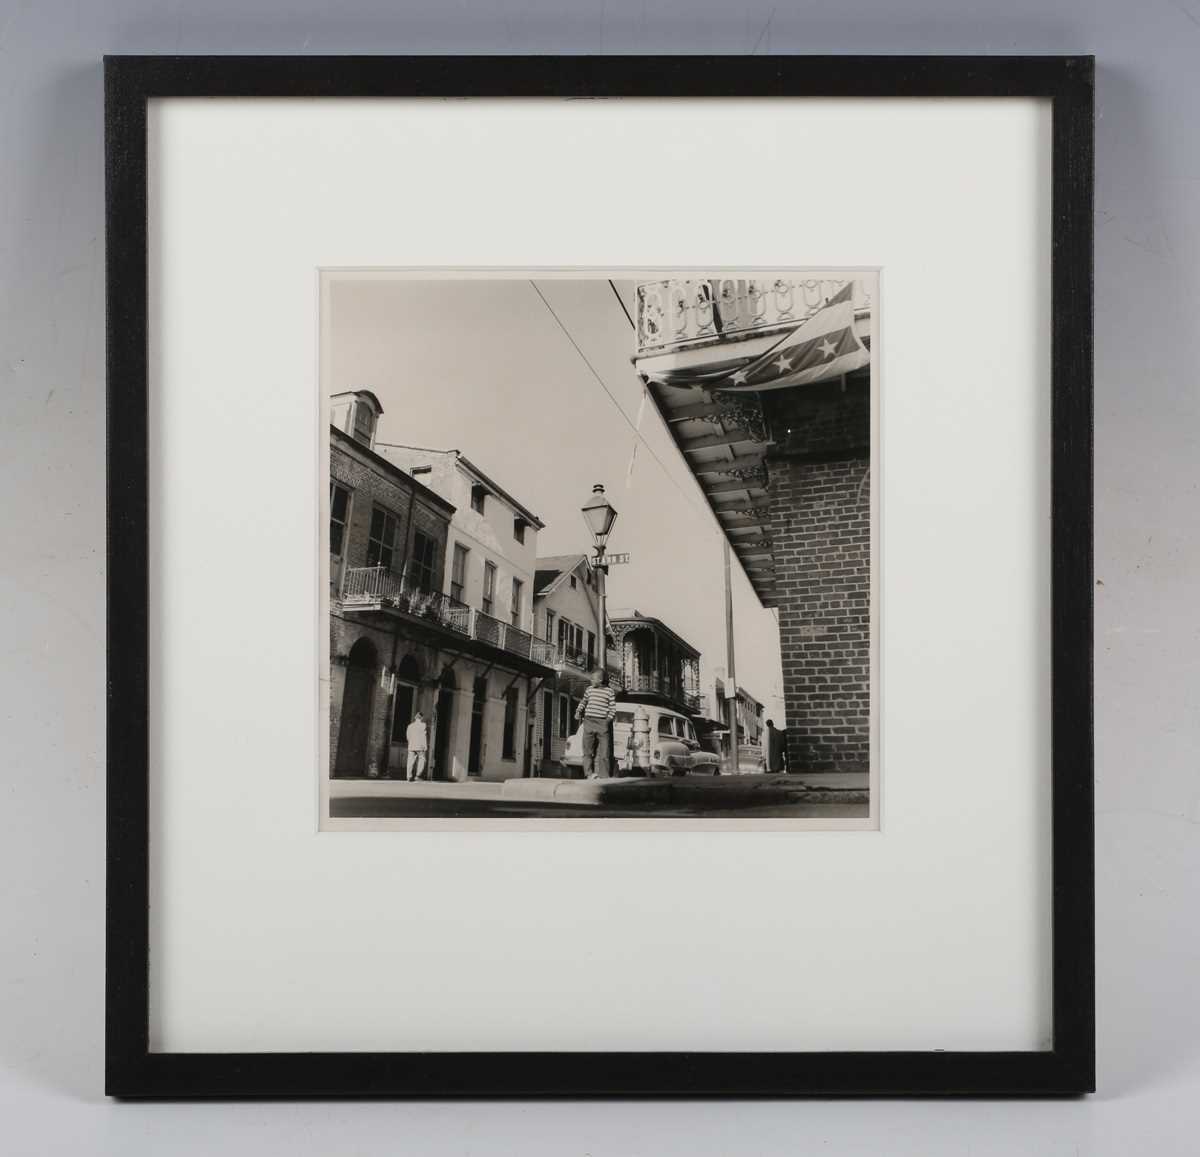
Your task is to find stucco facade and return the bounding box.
[328,402,554,782]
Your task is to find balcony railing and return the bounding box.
[636,277,871,355]
[556,643,596,672]
[341,566,555,668]
[618,672,702,715]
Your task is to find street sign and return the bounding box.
[594,552,631,567]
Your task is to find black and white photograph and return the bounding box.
[322,271,877,825]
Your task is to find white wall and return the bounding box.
[534,560,602,651]
[382,449,539,630]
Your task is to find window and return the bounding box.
[586,630,596,670]
[450,543,468,602]
[658,715,676,737]
[569,574,577,589]
[329,483,351,556]
[545,609,555,643]
[558,694,570,739]
[615,711,635,727]
[410,530,437,591]
[411,464,432,477]
[482,561,496,615]
[556,618,587,665]
[502,686,519,759]
[352,402,375,446]
[513,518,526,544]
[511,578,523,627]
[366,507,398,569]
[681,720,696,742]
[470,484,487,514]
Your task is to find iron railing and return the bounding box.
[341,566,556,668]
[618,672,702,715]
[635,277,871,355]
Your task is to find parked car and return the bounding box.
[562,703,721,777]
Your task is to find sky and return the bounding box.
[327,275,785,723]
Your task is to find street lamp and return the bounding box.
[581,483,618,552]
[581,484,618,687]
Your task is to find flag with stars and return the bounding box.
[638,281,869,392]
[715,287,869,392]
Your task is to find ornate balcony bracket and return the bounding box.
[714,462,770,490]
[704,391,769,444]
[726,506,773,524]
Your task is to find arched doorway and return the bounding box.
[388,654,422,778]
[432,668,456,781]
[335,637,377,777]
[468,675,488,777]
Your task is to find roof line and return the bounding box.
[374,443,546,530]
[330,427,456,514]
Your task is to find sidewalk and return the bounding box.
[330,770,868,809]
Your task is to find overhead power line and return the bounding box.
[527,279,716,529]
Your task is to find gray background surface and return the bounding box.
[2,1,1196,1153]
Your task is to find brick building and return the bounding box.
[761,383,869,770]
[634,277,873,772]
[328,391,555,781]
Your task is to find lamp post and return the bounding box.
[581,483,618,684]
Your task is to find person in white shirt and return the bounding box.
[405,711,429,781]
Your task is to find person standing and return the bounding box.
[764,718,788,774]
[574,669,616,779]
[405,710,429,781]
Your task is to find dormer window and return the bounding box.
[331,389,384,449]
[351,401,376,447]
[513,517,528,544]
[470,484,487,514]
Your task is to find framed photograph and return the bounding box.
[107,55,1094,1096]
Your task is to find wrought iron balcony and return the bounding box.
[341,567,555,668]
[618,672,702,715]
[635,277,871,356]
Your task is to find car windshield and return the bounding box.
[657,716,675,737]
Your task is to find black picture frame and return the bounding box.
[106,54,1094,1098]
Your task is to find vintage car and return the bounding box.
[562,702,722,777]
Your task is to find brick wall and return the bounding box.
[763,375,870,772]
[330,432,451,595]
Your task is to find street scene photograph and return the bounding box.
[321,271,876,825]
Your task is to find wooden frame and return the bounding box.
[106,54,1094,1097]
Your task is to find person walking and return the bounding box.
[405,710,429,781]
[574,669,616,779]
[764,718,788,774]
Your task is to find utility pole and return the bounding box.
[723,538,739,775]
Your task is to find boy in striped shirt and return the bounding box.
[575,669,616,779]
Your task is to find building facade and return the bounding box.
[701,676,765,766]
[373,441,555,780]
[531,554,604,771]
[635,277,873,772]
[608,609,703,718]
[329,396,555,782]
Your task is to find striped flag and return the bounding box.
[714,284,869,392]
